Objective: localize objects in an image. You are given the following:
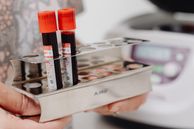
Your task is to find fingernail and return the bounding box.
[110,106,120,112]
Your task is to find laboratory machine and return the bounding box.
[106,0,194,128]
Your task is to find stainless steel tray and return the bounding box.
[10,37,152,122]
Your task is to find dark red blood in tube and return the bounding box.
[58,8,78,86]
[38,11,63,90]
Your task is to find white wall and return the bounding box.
[76,0,156,43]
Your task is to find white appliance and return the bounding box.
[106,0,194,128]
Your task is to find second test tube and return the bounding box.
[58,8,79,86]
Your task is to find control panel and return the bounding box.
[131,44,190,85]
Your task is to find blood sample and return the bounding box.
[58,8,79,86]
[38,11,63,91]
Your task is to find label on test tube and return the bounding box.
[43,46,57,91]
[63,43,73,86]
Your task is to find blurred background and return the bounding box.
[76,0,155,43]
[74,0,194,129]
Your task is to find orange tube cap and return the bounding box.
[58,8,76,31]
[38,11,57,33]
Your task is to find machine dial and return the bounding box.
[164,62,180,78]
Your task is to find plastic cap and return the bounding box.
[38,11,57,33]
[58,8,76,30]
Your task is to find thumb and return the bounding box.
[0,82,40,116]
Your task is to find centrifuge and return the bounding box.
[106,0,194,128]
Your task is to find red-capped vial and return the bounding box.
[38,11,63,91]
[58,8,78,86]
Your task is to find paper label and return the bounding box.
[63,43,73,86]
[43,46,57,91]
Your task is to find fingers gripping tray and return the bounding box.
[10,37,152,122]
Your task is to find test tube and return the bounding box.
[58,8,79,86]
[38,11,63,91]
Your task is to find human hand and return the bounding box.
[0,82,71,129]
[92,94,147,115]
